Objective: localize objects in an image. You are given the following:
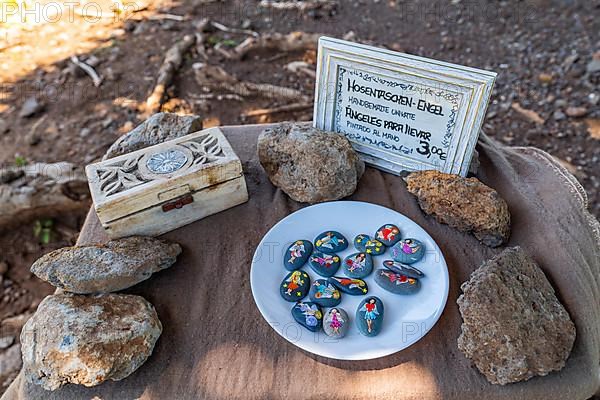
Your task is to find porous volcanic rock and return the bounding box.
[21,293,162,391]
[257,122,364,203]
[103,112,202,160]
[457,247,576,385]
[31,236,181,293]
[404,170,510,247]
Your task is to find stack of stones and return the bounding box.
[22,236,181,391]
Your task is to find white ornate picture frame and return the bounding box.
[313,37,496,176]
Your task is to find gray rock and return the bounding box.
[323,307,349,339]
[0,163,89,230]
[0,118,8,134]
[404,170,510,247]
[0,336,14,350]
[0,344,22,377]
[21,293,162,391]
[103,112,203,160]
[257,122,364,203]
[31,236,181,294]
[457,247,576,385]
[19,97,45,118]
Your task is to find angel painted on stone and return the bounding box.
[380,270,416,286]
[298,302,322,327]
[377,225,399,242]
[328,308,345,335]
[284,271,305,295]
[346,253,366,272]
[360,298,379,333]
[400,239,420,254]
[313,281,340,299]
[317,232,345,250]
[288,241,306,264]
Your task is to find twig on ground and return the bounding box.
[148,13,186,21]
[210,21,259,37]
[194,64,308,102]
[286,61,316,78]
[70,56,103,87]
[241,102,313,117]
[143,34,196,116]
[259,0,338,11]
[232,31,321,59]
[195,18,211,60]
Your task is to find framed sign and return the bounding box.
[313,37,496,176]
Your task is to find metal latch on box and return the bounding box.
[158,185,194,213]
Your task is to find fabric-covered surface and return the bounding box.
[4,124,600,400]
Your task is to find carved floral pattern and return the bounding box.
[96,132,226,197]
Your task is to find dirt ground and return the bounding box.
[0,0,598,393]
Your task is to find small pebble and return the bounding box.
[309,279,341,307]
[314,231,348,254]
[291,302,323,332]
[279,270,310,302]
[323,308,349,338]
[356,296,384,337]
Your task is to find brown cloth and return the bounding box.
[4,124,600,400]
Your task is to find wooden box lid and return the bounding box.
[85,127,243,224]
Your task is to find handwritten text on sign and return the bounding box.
[333,67,462,167]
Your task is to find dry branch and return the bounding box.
[194,64,309,102]
[143,34,196,116]
[259,0,338,11]
[233,31,321,59]
[241,102,313,117]
[70,56,103,87]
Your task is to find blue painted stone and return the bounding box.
[283,240,313,271]
[356,296,384,337]
[279,270,310,302]
[309,279,341,307]
[375,224,401,246]
[343,252,373,278]
[314,231,348,254]
[291,301,323,332]
[390,238,425,264]
[382,260,424,279]
[328,276,368,295]
[323,307,349,338]
[308,251,340,277]
[375,269,421,294]
[353,234,385,255]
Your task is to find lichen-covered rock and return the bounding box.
[103,112,202,160]
[257,122,364,203]
[31,236,181,294]
[404,170,510,247]
[21,293,162,391]
[457,247,575,385]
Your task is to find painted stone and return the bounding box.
[343,252,373,278]
[391,238,425,264]
[375,269,421,294]
[309,251,340,277]
[356,296,384,337]
[375,224,401,246]
[382,260,425,279]
[280,270,310,302]
[323,307,350,339]
[283,240,313,271]
[309,279,342,307]
[314,231,348,254]
[354,234,385,255]
[328,276,368,295]
[291,302,323,332]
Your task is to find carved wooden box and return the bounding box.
[86,127,248,238]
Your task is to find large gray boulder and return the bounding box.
[257,122,365,203]
[404,170,510,247]
[21,293,162,391]
[31,236,181,294]
[457,247,576,385]
[103,112,202,160]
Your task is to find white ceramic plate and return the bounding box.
[250,201,449,360]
